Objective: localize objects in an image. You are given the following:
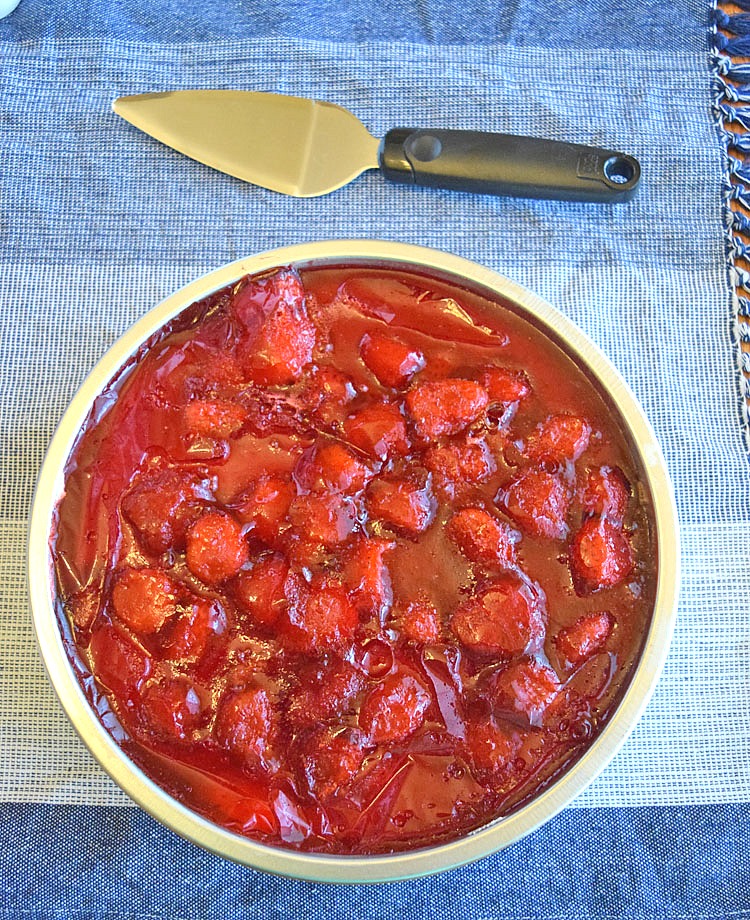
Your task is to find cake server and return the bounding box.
[113,90,640,203]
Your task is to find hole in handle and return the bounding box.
[603,156,637,186]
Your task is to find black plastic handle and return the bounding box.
[379,128,640,203]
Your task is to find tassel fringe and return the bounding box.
[710,1,750,450]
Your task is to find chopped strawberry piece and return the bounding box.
[424,435,497,499]
[287,493,358,548]
[111,567,179,634]
[234,555,290,628]
[570,517,635,593]
[396,599,441,645]
[230,267,306,333]
[489,656,561,726]
[480,367,531,404]
[365,473,436,536]
[527,413,592,463]
[88,622,152,703]
[246,302,316,386]
[183,398,246,439]
[500,466,570,540]
[580,465,630,523]
[555,611,614,667]
[161,596,226,663]
[343,401,411,460]
[285,658,364,728]
[214,683,277,769]
[297,726,367,800]
[121,465,214,554]
[185,512,249,585]
[154,340,243,405]
[240,270,316,385]
[359,331,425,389]
[139,677,204,741]
[342,537,394,618]
[450,575,545,657]
[284,574,359,653]
[405,379,489,442]
[301,364,356,426]
[359,672,431,743]
[294,440,372,494]
[463,717,523,777]
[233,473,295,544]
[446,507,517,567]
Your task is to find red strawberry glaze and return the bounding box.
[52,264,656,855]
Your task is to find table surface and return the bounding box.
[1,1,749,917]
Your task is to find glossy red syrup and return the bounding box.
[52,265,656,854]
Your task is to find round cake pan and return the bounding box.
[28,240,680,883]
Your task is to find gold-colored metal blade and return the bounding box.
[113,90,380,197]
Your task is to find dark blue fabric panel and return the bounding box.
[1,803,747,918]
[0,0,707,49]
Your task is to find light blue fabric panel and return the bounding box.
[2,32,748,806]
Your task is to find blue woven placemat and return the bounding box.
[1,1,749,916]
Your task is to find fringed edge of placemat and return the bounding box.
[710,1,750,453]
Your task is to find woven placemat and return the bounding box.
[1,35,749,812]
